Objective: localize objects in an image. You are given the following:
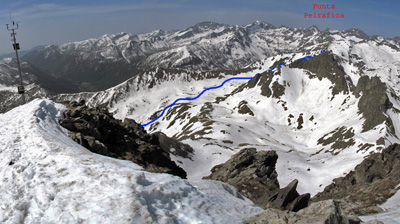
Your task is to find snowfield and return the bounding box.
[0,99,263,223]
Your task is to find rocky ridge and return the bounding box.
[204,148,310,212]
[245,199,357,224]
[211,143,400,222]
[204,147,366,223]
[312,143,400,215]
[58,100,187,178]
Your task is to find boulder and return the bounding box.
[264,179,310,212]
[273,179,300,208]
[289,193,311,212]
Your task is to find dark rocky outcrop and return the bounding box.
[203,148,310,211]
[317,126,356,154]
[153,132,194,160]
[245,199,356,224]
[237,100,254,116]
[256,179,310,212]
[312,144,400,215]
[203,148,279,201]
[258,71,275,97]
[289,51,353,96]
[355,76,392,132]
[271,180,311,212]
[59,100,187,178]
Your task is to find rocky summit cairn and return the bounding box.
[59,100,187,178]
[203,148,310,211]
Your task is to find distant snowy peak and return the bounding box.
[246,21,275,31]
[341,28,370,40]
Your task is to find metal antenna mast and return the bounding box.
[6,21,26,104]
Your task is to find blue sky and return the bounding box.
[0,0,399,54]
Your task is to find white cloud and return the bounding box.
[0,1,186,20]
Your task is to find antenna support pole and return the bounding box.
[6,21,26,104]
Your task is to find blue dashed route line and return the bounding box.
[141,49,326,127]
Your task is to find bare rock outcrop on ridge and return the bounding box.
[203,148,310,212]
[59,100,187,178]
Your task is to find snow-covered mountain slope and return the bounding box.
[51,34,400,198]
[0,58,41,87]
[0,99,263,223]
[0,45,45,60]
[142,50,400,196]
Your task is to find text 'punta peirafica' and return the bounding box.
[304,4,344,18]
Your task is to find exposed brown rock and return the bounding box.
[59,100,187,178]
[312,144,400,215]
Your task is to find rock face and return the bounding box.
[153,132,194,160]
[355,76,392,132]
[289,51,353,96]
[59,100,187,178]
[203,148,310,211]
[312,144,400,215]
[245,199,354,224]
[203,148,279,202]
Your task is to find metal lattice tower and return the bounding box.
[6,21,26,104]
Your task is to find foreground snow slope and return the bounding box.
[0,99,262,223]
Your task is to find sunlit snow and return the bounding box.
[0,99,262,223]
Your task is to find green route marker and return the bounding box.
[325,18,327,49]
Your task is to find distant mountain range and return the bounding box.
[2,21,328,92]
[2,21,399,95]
